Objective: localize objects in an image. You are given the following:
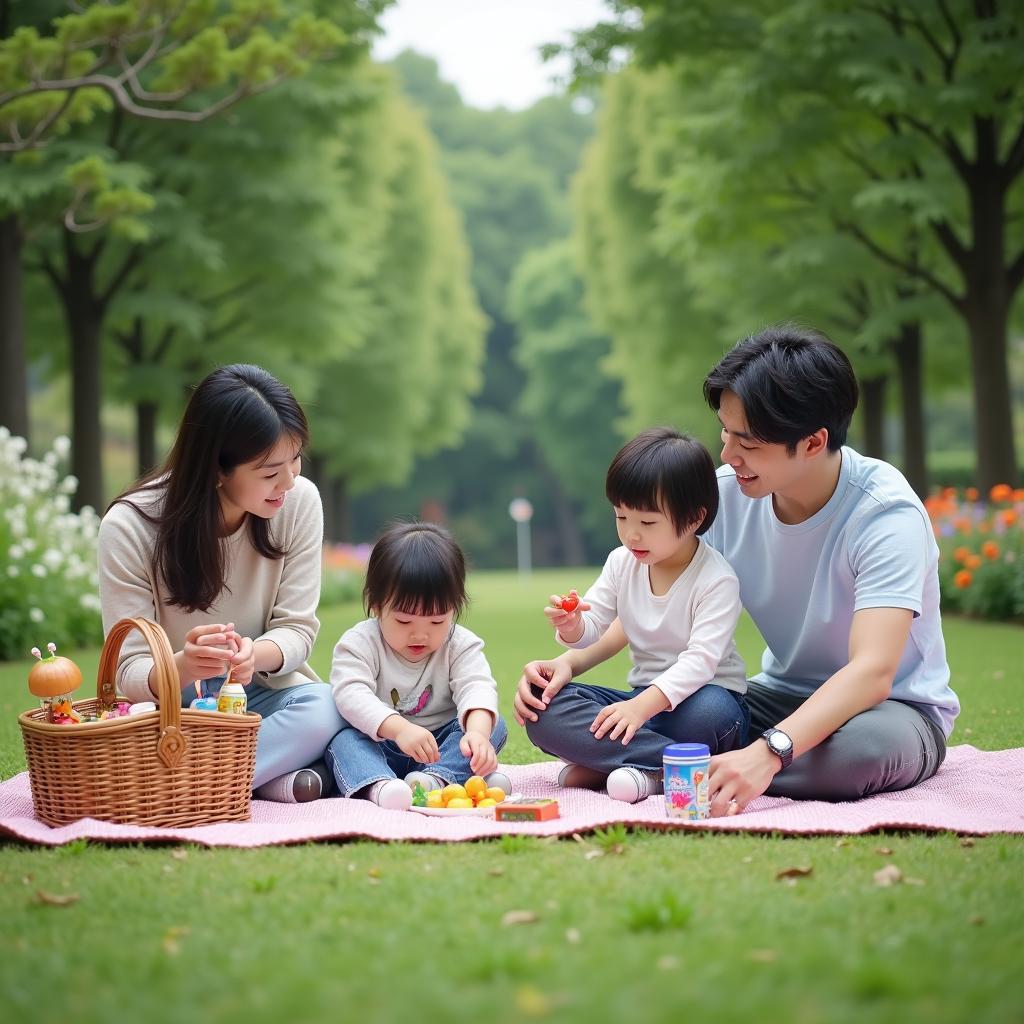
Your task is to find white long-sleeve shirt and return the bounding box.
[559,542,747,708]
[330,618,500,740]
[98,475,323,702]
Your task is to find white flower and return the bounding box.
[21,537,36,552]
[31,563,46,578]
[60,475,78,495]
[42,548,63,570]
[8,544,23,560]
[79,593,101,612]
[8,435,25,454]
[29,607,44,623]
[6,565,18,577]
[53,435,71,458]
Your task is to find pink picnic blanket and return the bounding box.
[1,745,1021,847]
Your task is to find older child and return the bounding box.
[514,428,749,803]
[327,522,510,811]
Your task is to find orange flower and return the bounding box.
[965,487,979,501]
[982,540,1000,560]
[978,521,990,534]
[954,570,972,589]
[1000,508,1018,527]
[1013,489,1024,503]
[953,546,971,564]
[989,483,1013,503]
[954,517,973,535]
[965,554,982,570]
[942,487,957,501]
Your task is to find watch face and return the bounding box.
[769,731,792,754]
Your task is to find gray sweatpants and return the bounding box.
[746,682,947,801]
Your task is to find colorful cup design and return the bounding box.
[663,742,711,820]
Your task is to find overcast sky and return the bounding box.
[373,0,611,110]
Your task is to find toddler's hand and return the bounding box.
[395,722,440,764]
[513,658,572,725]
[543,592,592,642]
[460,731,497,776]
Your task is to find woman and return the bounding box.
[98,364,342,801]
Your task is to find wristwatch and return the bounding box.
[761,728,794,770]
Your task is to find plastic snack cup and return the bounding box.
[663,743,710,820]
[217,680,248,715]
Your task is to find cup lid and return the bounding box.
[663,742,710,759]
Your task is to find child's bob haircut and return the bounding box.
[605,428,719,536]
[363,521,468,618]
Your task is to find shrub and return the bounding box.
[320,542,370,606]
[0,430,103,660]
[926,484,1024,621]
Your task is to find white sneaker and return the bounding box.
[556,763,608,790]
[606,767,662,803]
[254,767,323,803]
[484,771,512,795]
[367,779,413,811]
[405,771,445,793]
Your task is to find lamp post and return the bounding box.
[508,497,534,579]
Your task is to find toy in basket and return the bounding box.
[18,617,261,828]
[28,643,83,723]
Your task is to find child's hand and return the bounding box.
[513,658,573,725]
[395,722,440,763]
[591,697,649,745]
[460,731,497,776]
[543,591,591,642]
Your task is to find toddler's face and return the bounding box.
[614,504,690,566]
[378,604,454,663]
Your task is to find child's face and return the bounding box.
[378,604,454,663]
[614,505,694,566]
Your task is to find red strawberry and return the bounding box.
[559,590,580,613]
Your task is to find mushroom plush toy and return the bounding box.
[29,643,83,724]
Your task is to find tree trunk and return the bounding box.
[962,131,1018,488]
[308,454,333,538]
[859,374,886,460]
[893,321,927,497]
[135,400,158,478]
[0,214,29,442]
[329,475,350,542]
[57,237,106,511]
[535,445,586,567]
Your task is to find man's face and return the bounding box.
[717,390,804,500]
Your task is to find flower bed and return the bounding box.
[0,430,102,660]
[926,484,1024,621]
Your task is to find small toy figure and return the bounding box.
[29,642,83,724]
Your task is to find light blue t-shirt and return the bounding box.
[704,447,959,737]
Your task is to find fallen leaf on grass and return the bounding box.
[487,867,505,877]
[873,864,903,887]
[502,910,539,927]
[565,928,581,945]
[748,949,778,963]
[656,955,680,971]
[741,856,753,864]
[367,867,382,878]
[960,838,976,848]
[34,890,79,907]
[969,914,985,926]
[584,850,604,861]
[875,846,893,855]
[834,839,849,849]
[162,926,190,956]
[775,865,813,880]
[515,985,554,1017]
[171,849,188,861]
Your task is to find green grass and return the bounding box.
[2,569,1022,1024]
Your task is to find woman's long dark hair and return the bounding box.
[111,364,310,612]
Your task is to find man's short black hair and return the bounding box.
[606,428,719,536]
[703,325,858,453]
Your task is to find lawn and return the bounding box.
[1,569,1022,1024]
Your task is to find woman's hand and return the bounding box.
[226,633,256,685]
[179,623,237,683]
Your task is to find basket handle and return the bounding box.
[98,618,187,770]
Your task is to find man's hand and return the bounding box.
[707,740,780,816]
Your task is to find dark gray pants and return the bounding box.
[747,682,947,801]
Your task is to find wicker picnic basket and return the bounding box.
[19,617,260,828]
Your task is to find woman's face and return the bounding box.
[218,434,302,531]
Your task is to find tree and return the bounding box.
[1,0,352,502]
[560,0,1024,488]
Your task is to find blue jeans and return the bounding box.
[326,714,509,797]
[186,676,343,789]
[524,682,749,775]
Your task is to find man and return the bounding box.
[702,325,958,814]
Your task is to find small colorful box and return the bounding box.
[494,798,560,822]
